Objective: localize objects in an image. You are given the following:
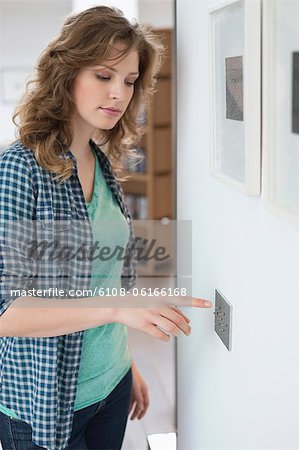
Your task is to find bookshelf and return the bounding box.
[121,28,173,222]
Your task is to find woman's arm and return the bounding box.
[0,295,116,337]
[0,291,212,338]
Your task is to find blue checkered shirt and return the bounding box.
[0,139,137,449]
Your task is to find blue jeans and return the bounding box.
[0,367,132,450]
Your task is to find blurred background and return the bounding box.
[0,1,176,449]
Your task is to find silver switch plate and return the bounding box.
[214,289,232,351]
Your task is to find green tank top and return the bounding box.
[74,146,131,410]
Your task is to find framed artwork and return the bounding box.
[1,67,31,104]
[263,0,299,225]
[208,0,261,195]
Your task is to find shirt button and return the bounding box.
[72,366,79,374]
[126,217,131,223]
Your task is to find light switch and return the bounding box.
[214,289,232,351]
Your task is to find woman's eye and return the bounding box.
[96,75,110,81]
[95,74,135,86]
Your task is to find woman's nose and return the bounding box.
[109,81,124,100]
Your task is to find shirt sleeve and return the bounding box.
[0,150,37,317]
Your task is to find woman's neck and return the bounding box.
[70,113,95,161]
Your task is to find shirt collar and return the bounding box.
[63,139,105,159]
[62,139,106,175]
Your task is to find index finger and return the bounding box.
[192,297,213,308]
[170,296,213,308]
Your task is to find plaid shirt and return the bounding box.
[0,139,137,450]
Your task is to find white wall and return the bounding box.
[176,0,299,449]
[72,0,138,21]
[73,0,174,28]
[139,0,173,28]
[0,0,72,146]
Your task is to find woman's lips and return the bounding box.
[99,107,120,117]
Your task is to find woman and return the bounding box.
[0,6,212,450]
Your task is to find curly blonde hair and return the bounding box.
[12,6,165,183]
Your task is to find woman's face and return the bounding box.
[71,42,139,133]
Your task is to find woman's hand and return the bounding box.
[115,298,212,341]
[128,362,149,420]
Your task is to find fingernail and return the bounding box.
[204,301,212,307]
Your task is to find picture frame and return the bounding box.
[263,0,299,225]
[1,67,31,105]
[208,0,261,195]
